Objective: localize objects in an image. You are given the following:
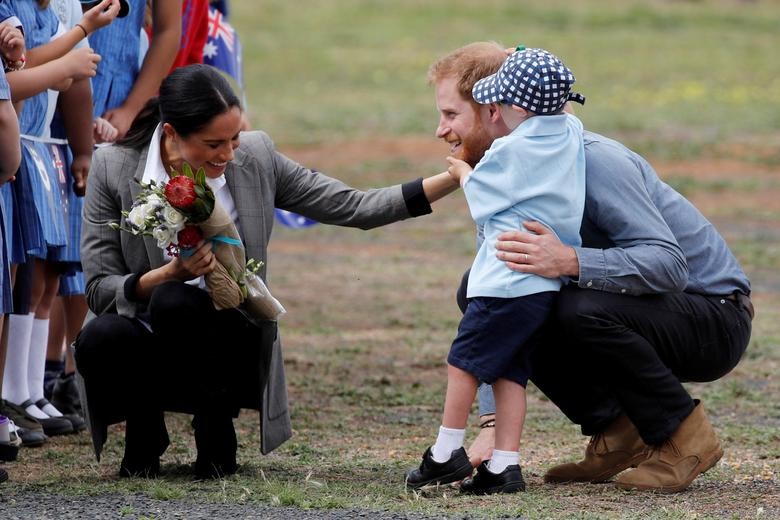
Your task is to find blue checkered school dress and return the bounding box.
[0,70,12,312]
[9,1,67,260]
[88,0,146,117]
[47,139,85,295]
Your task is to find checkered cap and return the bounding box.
[472,48,585,114]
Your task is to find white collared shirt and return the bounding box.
[142,124,241,272]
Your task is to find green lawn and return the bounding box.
[234,0,780,158]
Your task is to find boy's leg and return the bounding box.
[493,378,526,452]
[405,364,476,488]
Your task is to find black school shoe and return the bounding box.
[460,461,526,495]
[405,447,473,489]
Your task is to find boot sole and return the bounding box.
[544,451,650,484]
[616,446,724,493]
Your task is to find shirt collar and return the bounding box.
[142,124,228,192]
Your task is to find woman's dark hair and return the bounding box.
[119,64,242,149]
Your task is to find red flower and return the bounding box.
[165,176,197,209]
[177,225,203,249]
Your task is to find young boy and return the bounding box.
[405,48,586,494]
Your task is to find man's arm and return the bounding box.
[102,0,181,139]
[496,141,689,295]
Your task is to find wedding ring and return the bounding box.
[524,253,529,263]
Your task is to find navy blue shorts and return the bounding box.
[448,292,556,386]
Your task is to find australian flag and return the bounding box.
[203,3,242,88]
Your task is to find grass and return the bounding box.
[234,0,780,158]
[4,1,780,518]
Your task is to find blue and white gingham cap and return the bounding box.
[472,48,585,114]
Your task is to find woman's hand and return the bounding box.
[79,0,121,35]
[169,240,217,281]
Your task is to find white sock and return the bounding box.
[487,449,518,474]
[27,319,49,399]
[28,318,62,417]
[2,314,34,405]
[431,426,465,463]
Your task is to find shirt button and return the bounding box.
[720,299,726,304]
[586,281,593,287]
[621,289,626,294]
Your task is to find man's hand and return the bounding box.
[71,154,91,196]
[446,156,472,185]
[466,417,496,468]
[496,221,580,278]
[0,23,25,63]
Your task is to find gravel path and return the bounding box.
[0,491,456,520]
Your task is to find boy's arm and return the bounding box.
[422,171,460,204]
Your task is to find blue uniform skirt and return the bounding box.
[0,181,26,265]
[15,137,67,259]
[0,197,12,313]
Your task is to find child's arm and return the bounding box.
[5,46,100,102]
[102,0,182,139]
[25,0,120,68]
[446,156,473,187]
[58,78,94,196]
[422,171,460,204]
[0,95,20,185]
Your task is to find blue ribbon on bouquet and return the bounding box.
[179,234,242,257]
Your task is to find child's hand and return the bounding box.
[62,46,101,80]
[79,0,121,35]
[94,117,118,143]
[0,22,26,64]
[446,156,472,185]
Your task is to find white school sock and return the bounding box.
[2,314,34,405]
[431,426,465,463]
[28,318,62,417]
[487,449,519,474]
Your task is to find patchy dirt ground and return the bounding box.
[5,136,778,519]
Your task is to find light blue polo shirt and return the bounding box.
[463,113,586,298]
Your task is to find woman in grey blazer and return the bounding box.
[75,64,457,479]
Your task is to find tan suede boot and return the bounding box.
[544,414,650,483]
[616,402,723,493]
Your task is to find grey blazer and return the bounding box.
[79,130,419,459]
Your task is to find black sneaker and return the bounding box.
[405,447,473,489]
[460,461,526,495]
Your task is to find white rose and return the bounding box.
[152,226,176,248]
[162,206,186,232]
[146,193,164,206]
[127,205,148,231]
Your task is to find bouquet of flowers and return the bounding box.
[111,163,286,321]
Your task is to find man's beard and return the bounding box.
[459,117,493,168]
